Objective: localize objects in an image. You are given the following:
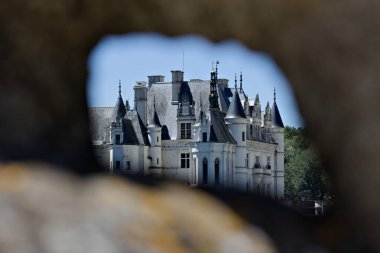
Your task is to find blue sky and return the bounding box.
[87,33,303,127]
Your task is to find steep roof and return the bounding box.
[209,110,236,144]
[272,101,284,128]
[147,80,233,139]
[148,103,162,128]
[225,90,246,119]
[112,95,126,121]
[88,107,113,141]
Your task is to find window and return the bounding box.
[126,161,131,170]
[181,153,190,168]
[203,158,208,184]
[242,131,245,141]
[180,123,192,139]
[115,161,121,170]
[246,154,249,168]
[266,156,271,169]
[157,158,159,165]
[115,134,120,144]
[202,132,207,142]
[215,158,220,185]
[254,156,260,168]
[157,136,159,142]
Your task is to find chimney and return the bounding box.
[171,70,184,105]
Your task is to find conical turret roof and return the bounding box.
[271,89,284,128]
[225,90,246,119]
[148,97,162,128]
[112,81,126,121]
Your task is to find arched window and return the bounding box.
[215,158,220,185]
[203,158,208,184]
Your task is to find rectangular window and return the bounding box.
[254,156,260,168]
[157,158,159,165]
[242,131,245,141]
[246,154,249,168]
[181,153,190,168]
[157,136,159,142]
[126,161,131,170]
[266,156,271,169]
[115,161,121,170]
[180,123,192,139]
[115,134,120,144]
[202,132,207,142]
[186,123,191,139]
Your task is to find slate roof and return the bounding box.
[147,80,233,139]
[226,90,247,119]
[125,111,150,145]
[112,95,126,121]
[272,101,284,128]
[209,110,236,144]
[148,105,162,128]
[89,107,113,142]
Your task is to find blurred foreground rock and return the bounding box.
[0,163,276,253]
[1,0,380,252]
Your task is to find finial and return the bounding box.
[234,73,237,89]
[216,60,219,74]
[118,80,122,96]
[240,71,243,91]
[274,87,277,103]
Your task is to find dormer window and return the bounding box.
[180,123,192,139]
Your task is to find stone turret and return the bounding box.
[109,81,126,172]
[271,88,285,199]
[147,96,162,172]
[225,83,248,189]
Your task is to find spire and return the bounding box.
[240,71,243,91]
[254,94,260,104]
[274,87,277,103]
[112,80,126,121]
[234,74,237,89]
[225,89,246,120]
[209,68,219,110]
[272,89,284,128]
[148,95,162,128]
[264,102,271,122]
[118,80,122,97]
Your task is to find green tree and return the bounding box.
[284,126,330,200]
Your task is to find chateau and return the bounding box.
[90,64,285,199]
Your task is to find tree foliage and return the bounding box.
[284,126,330,200]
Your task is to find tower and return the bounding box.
[225,81,248,190]
[147,96,163,174]
[271,88,285,199]
[134,81,148,126]
[109,81,126,172]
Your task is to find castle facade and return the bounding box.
[90,65,285,199]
